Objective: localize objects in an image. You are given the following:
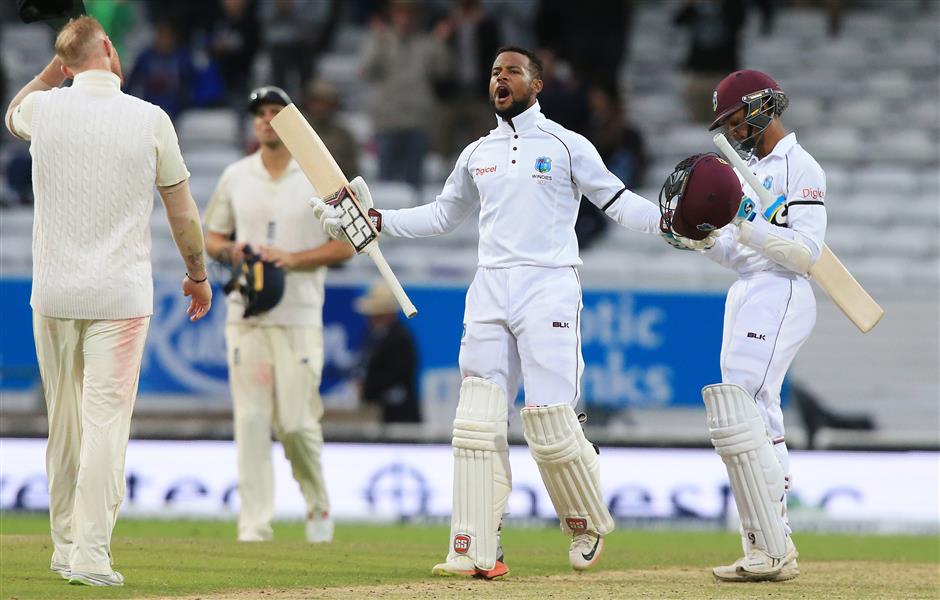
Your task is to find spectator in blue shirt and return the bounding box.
[126,20,196,120]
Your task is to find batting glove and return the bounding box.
[732,196,758,226]
[685,229,721,250]
[309,197,345,241]
[348,176,374,212]
[661,229,720,251]
[661,230,696,251]
[348,175,383,232]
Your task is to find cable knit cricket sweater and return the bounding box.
[29,80,160,319]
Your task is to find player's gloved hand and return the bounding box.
[732,196,758,226]
[348,176,382,232]
[661,229,719,251]
[309,197,345,240]
[348,176,373,211]
[661,230,695,251]
[682,229,720,250]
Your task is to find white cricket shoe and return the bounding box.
[569,531,604,571]
[305,511,334,543]
[713,538,799,582]
[68,570,125,586]
[431,554,509,580]
[50,561,70,580]
[431,535,509,580]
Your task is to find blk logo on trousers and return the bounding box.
[747,332,766,340]
[552,321,570,328]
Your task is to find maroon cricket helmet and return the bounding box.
[708,70,784,131]
[659,153,743,240]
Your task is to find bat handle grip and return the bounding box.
[364,244,418,318]
[712,133,776,206]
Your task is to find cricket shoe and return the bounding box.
[68,570,125,586]
[431,548,509,580]
[569,531,604,571]
[713,538,799,582]
[50,561,70,580]
[305,511,334,543]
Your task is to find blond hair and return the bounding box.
[54,16,107,69]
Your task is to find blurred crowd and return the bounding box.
[1,0,919,247]
[1,0,635,248]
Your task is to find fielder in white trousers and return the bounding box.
[206,96,351,543]
[7,17,213,587]
[34,314,150,575]
[226,323,329,541]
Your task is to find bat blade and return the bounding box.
[271,103,417,318]
[271,103,349,201]
[810,245,884,332]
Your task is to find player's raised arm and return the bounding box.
[379,145,481,238]
[568,130,662,235]
[311,150,480,240]
[4,56,65,140]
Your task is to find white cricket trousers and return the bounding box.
[459,266,584,407]
[720,272,815,503]
[33,313,150,574]
[225,323,328,541]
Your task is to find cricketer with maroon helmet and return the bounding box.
[662,69,828,583]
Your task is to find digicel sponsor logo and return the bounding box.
[475,165,497,176]
[802,188,825,200]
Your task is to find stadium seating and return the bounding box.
[177,109,240,149]
[368,181,418,210]
[0,3,936,448]
[3,5,936,286]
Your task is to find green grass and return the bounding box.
[1,513,937,599]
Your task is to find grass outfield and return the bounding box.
[1,514,937,600]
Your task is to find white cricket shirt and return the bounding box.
[382,101,660,267]
[705,133,827,276]
[206,152,331,327]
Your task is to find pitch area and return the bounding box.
[1,514,937,599]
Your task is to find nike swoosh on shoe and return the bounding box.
[581,536,601,561]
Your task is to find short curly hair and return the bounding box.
[493,46,543,81]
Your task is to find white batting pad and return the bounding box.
[703,383,788,558]
[521,404,615,536]
[448,377,511,570]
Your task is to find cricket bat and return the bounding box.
[271,104,417,318]
[713,133,884,333]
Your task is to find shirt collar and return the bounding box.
[766,132,797,160]
[495,100,544,134]
[72,70,121,92]
[251,150,301,179]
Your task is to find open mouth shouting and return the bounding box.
[494,84,512,106]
